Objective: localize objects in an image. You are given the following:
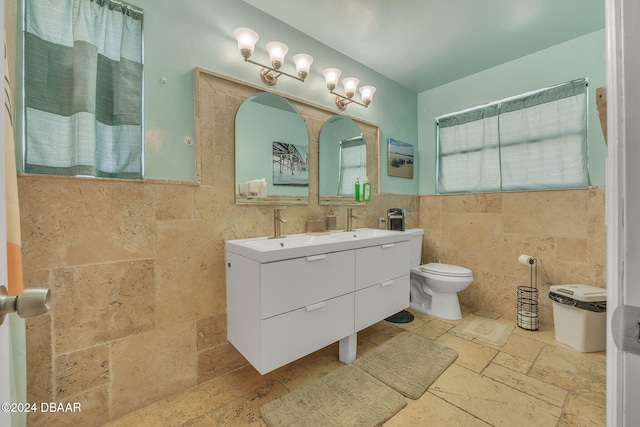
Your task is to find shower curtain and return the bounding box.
[5,35,27,427]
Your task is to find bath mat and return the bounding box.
[260,364,406,426]
[354,332,458,399]
[450,314,515,347]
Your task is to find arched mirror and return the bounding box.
[235,92,309,205]
[319,116,367,203]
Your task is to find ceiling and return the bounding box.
[243,0,605,93]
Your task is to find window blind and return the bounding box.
[436,78,589,194]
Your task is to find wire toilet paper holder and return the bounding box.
[517,254,539,331]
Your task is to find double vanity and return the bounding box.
[226,229,411,374]
[214,68,405,374]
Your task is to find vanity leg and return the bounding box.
[339,333,357,364]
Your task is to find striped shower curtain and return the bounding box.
[24,0,144,178]
[5,35,27,427]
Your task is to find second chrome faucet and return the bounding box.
[269,208,287,239]
[346,208,359,232]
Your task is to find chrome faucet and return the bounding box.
[346,208,359,232]
[269,209,287,239]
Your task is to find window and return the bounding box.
[23,0,144,178]
[436,78,589,194]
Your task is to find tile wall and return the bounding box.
[19,70,419,425]
[418,187,607,325]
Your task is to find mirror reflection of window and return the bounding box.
[338,135,365,196]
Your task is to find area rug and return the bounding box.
[354,332,458,399]
[260,364,406,426]
[450,314,515,347]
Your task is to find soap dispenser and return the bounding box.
[362,177,371,202]
[354,178,361,201]
[325,207,337,230]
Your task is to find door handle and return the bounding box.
[0,285,51,325]
[611,305,640,356]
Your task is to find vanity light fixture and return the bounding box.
[234,27,313,87]
[322,68,376,110]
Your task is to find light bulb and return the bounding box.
[293,54,313,80]
[234,27,259,59]
[322,68,342,91]
[359,85,376,105]
[266,41,288,69]
[342,77,360,98]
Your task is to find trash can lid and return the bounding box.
[549,284,606,302]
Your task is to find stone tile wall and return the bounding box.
[20,70,418,424]
[418,187,606,326]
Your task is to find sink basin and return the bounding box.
[226,228,411,263]
[245,234,333,250]
[328,228,403,241]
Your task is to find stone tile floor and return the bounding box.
[105,309,606,426]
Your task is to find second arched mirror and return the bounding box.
[319,116,367,203]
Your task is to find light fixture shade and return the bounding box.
[292,54,313,79]
[342,77,360,98]
[234,27,259,59]
[359,85,377,105]
[266,41,288,69]
[322,68,342,91]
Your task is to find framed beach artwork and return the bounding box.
[387,138,414,179]
[272,141,309,186]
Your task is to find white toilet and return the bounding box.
[407,228,473,320]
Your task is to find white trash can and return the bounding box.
[549,284,607,352]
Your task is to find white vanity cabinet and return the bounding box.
[226,250,355,374]
[226,231,411,375]
[354,241,410,331]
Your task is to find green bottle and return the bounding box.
[363,177,371,202]
[354,178,360,201]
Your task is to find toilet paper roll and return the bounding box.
[518,254,536,266]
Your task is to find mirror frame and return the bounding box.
[194,68,380,207]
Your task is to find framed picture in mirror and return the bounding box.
[272,141,309,186]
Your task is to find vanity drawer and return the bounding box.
[260,293,355,374]
[355,241,410,290]
[260,250,355,319]
[355,274,409,331]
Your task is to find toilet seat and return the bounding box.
[418,262,472,278]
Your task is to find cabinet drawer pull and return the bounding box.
[381,243,395,249]
[306,254,327,261]
[305,301,326,312]
[380,280,394,287]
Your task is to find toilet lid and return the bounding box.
[419,262,472,277]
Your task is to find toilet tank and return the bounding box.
[405,228,424,267]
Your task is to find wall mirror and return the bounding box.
[235,92,309,205]
[319,115,372,204]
